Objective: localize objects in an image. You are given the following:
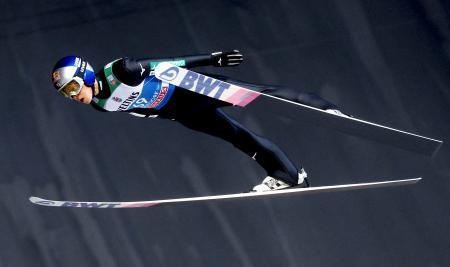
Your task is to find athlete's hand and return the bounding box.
[211,50,243,67]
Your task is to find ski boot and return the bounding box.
[252,168,309,192]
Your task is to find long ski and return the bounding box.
[154,63,442,156]
[29,177,421,209]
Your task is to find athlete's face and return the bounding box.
[72,83,93,104]
[72,80,99,104]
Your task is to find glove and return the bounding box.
[211,50,243,67]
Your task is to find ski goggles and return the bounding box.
[57,77,84,98]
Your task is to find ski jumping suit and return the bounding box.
[91,55,338,185]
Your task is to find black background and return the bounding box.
[1,0,449,266]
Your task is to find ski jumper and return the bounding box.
[91,55,338,185]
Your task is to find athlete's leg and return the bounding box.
[263,87,339,110]
[236,81,339,109]
[174,105,300,185]
[206,74,340,110]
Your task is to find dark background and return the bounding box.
[1,0,449,266]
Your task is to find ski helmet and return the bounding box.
[51,55,95,98]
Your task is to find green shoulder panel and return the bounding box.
[95,59,122,108]
[149,59,186,70]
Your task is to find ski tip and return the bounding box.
[399,177,422,184]
[29,196,41,203]
[29,196,53,206]
[399,177,422,186]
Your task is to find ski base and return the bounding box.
[29,178,421,209]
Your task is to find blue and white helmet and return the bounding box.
[51,55,95,90]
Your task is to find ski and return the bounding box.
[154,63,443,156]
[29,177,421,208]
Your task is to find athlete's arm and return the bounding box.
[140,50,243,70]
[111,50,243,86]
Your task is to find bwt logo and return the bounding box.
[62,202,120,208]
[179,71,231,98]
[159,66,179,81]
